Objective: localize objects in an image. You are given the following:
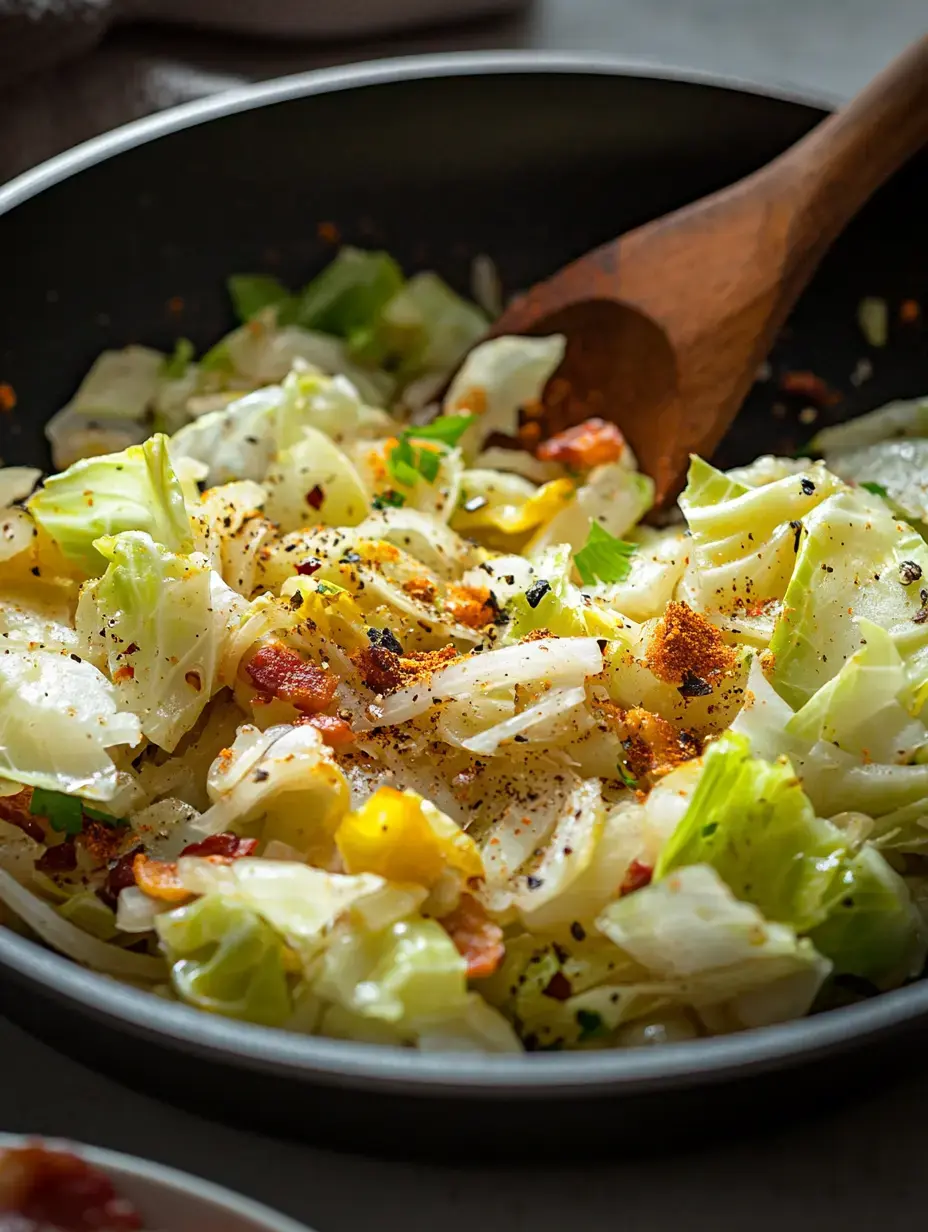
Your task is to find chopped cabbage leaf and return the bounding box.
[228,274,294,324]
[768,489,928,710]
[820,438,928,525]
[0,649,141,799]
[372,272,488,376]
[295,248,403,336]
[529,462,654,556]
[597,864,830,1028]
[156,894,292,1025]
[62,346,165,422]
[264,427,370,530]
[315,916,468,1025]
[28,434,191,573]
[811,396,928,455]
[76,532,220,752]
[654,731,849,932]
[443,335,565,457]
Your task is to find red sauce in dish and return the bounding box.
[0,1145,144,1231]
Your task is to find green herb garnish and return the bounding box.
[617,763,638,790]
[576,1009,608,1042]
[372,489,406,510]
[574,521,637,586]
[386,415,475,488]
[861,481,889,498]
[162,337,194,380]
[29,788,125,836]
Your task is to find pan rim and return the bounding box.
[1,50,910,1099]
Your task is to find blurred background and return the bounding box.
[1,0,926,183]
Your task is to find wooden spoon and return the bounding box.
[481,34,928,508]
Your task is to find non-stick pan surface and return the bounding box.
[1,54,927,1159]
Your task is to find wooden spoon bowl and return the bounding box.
[486,34,928,507]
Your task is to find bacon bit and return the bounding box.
[0,1145,144,1230]
[537,417,626,469]
[439,894,504,979]
[246,642,338,713]
[403,575,438,605]
[317,220,340,244]
[517,421,542,447]
[296,559,322,577]
[184,670,202,692]
[167,296,185,314]
[0,787,44,843]
[353,642,457,694]
[619,859,653,896]
[113,664,135,683]
[79,820,128,865]
[900,299,921,324]
[446,583,495,629]
[542,971,573,1001]
[624,707,702,777]
[0,383,17,413]
[545,376,572,409]
[132,853,191,903]
[645,601,737,689]
[454,386,487,416]
[298,712,357,750]
[180,834,258,859]
[35,838,77,875]
[779,370,841,406]
[306,484,325,510]
[98,846,144,909]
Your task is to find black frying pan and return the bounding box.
[1,54,927,1160]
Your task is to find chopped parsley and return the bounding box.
[372,489,406,510]
[861,481,889,498]
[387,414,476,488]
[162,337,194,379]
[574,521,637,586]
[576,1008,608,1042]
[29,788,126,836]
[617,763,638,790]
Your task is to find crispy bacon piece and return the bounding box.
[0,1145,143,1231]
[439,893,505,979]
[132,835,258,902]
[644,601,736,689]
[619,859,653,897]
[180,834,258,860]
[35,839,77,875]
[445,584,495,630]
[537,417,625,469]
[98,847,144,910]
[0,787,43,843]
[246,642,338,713]
[353,644,404,693]
[297,713,357,750]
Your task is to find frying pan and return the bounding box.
[1,53,927,1160]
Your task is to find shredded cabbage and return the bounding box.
[12,262,928,1053]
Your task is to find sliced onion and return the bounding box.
[0,467,42,508]
[376,637,603,729]
[462,685,587,755]
[0,867,166,981]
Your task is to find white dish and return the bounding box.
[0,1134,313,1232]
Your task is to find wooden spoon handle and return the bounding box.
[775,33,928,269]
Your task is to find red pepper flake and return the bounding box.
[296,712,357,750]
[305,484,325,511]
[317,221,340,244]
[246,642,338,713]
[619,859,653,896]
[181,833,258,859]
[113,665,135,683]
[296,559,322,577]
[779,370,842,406]
[900,299,921,324]
[0,382,17,413]
[439,893,505,979]
[537,417,626,469]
